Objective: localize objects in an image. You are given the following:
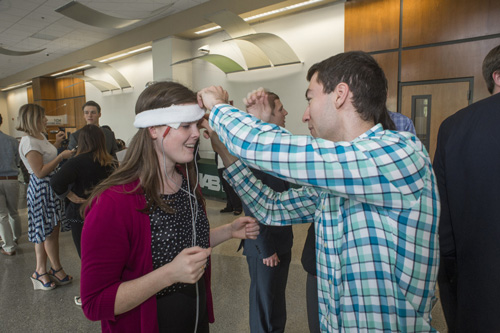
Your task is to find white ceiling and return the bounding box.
[0,0,209,82]
[0,0,336,89]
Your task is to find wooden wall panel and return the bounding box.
[41,100,58,115]
[372,52,399,112]
[27,87,33,103]
[56,78,74,99]
[32,77,56,101]
[74,96,86,129]
[401,37,500,102]
[29,75,87,136]
[72,80,85,97]
[402,0,500,48]
[345,0,400,52]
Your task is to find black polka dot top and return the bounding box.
[148,175,210,297]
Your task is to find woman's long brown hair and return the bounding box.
[83,81,205,216]
[76,124,115,167]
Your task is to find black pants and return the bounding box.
[217,168,241,211]
[247,252,291,333]
[306,273,320,333]
[71,221,84,258]
[157,278,209,333]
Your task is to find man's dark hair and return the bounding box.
[307,51,390,127]
[0,113,2,126]
[82,100,101,114]
[482,45,500,94]
[267,92,279,115]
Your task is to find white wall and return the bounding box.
[190,3,345,157]
[84,51,153,145]
[1,87,29,138]
[2,2,345,151]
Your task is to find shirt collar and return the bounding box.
[356,123,384,140]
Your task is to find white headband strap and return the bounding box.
[133,104,205,129]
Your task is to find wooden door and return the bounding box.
[401,81,471,160]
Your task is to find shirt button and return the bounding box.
[329,279,332,285]
[324,242,327,248]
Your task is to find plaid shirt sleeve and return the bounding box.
[211,104,440,332]
[224,160,318,226]
[210,104,429,210]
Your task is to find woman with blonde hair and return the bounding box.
[17,103,74,290]
[80,81,259,332]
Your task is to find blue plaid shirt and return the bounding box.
[389,111,416,135]
[210,104,440,332]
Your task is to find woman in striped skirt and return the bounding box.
[17,104,75,290]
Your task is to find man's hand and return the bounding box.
[197,86,229,111]
[244,88,272,122]
[263,253,280,267]
[53,131,66,148]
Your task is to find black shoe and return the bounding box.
[233,210,242,215]
[220,207,233,213]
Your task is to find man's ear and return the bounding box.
[333,82,350,109]
[493,70,500,88]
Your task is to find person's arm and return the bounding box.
[199,86,431,209]
[67,131,78,150]
[25,148,74,179]
[226,161,318,227]
[433,118,455,258]
[50,158,78,196]
[198,120,318,227]
[110,132,118,159]
[113,247,211,315]
[210,104,429,210]
[67,191,85,204]
[81,191,211,320]
[404,117,417,135]
[209,216,259,248]
[14,139,20,167]
[53,130,65,149]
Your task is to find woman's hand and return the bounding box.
[67,191,85,204]
[59,149,75,160]
[231,216,259,240]
[167,247,212,284]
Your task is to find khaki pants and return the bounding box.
[0,179,22,252]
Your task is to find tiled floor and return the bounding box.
[0,188,447,332]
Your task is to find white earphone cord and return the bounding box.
[160,136,201,333]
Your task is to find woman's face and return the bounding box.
[38,115,47,132]
[154,121,200,166]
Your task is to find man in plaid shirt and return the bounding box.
[198,51,440,332]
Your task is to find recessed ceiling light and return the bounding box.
[50,65,91,77]
[195,0,324,35]
[1,81,32,92]
[50,45,152,77]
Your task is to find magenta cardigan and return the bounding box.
[81,179,214,332]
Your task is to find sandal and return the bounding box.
[31,272,56,291]
[74,296,82,306]
[48,267,73,286]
